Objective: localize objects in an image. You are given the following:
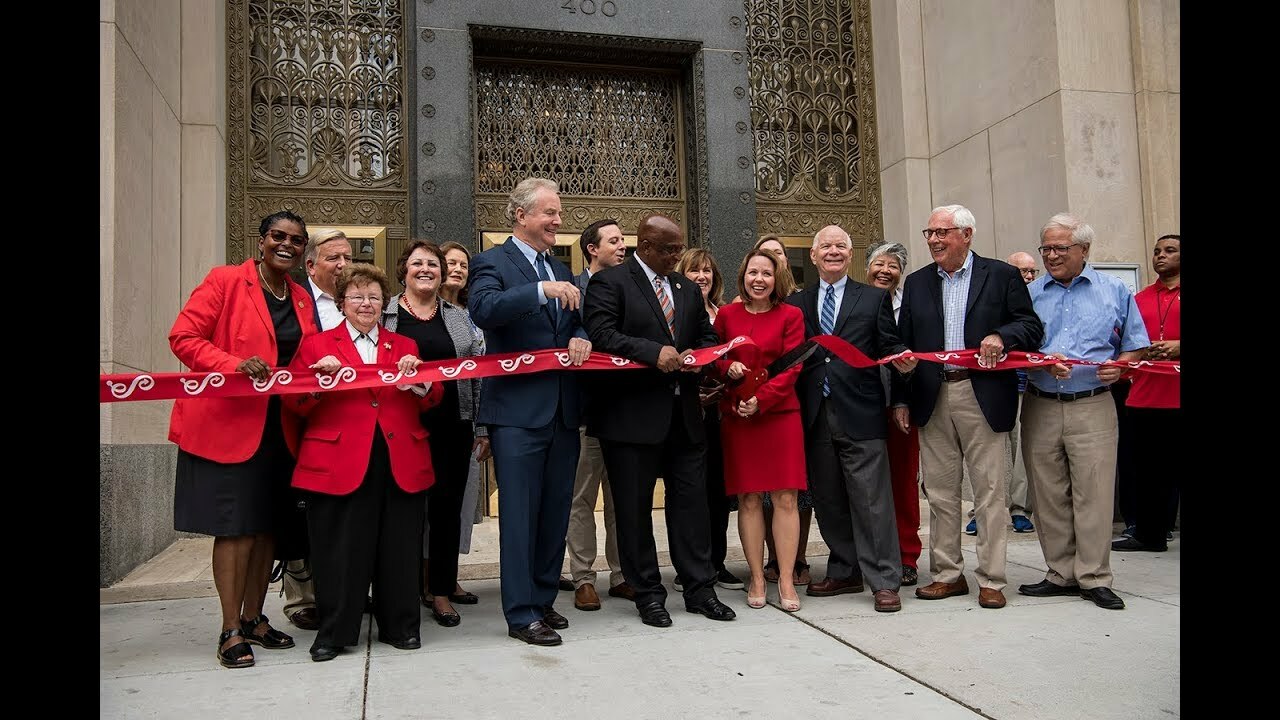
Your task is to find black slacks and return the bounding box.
[1129,406,1181,548]
[601,397,716,607]
[307,429,425,650]
[425,419,473,596]
[703,410,731,573]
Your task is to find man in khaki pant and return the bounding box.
[891,204,1044,610]
[559,219,635,610]
[1018,213,1149,610]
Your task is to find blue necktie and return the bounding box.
[535,253,558,323]
[820,284,836,397]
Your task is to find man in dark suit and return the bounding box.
[468,177,593,646]
[561,218,634,611]
[582,215,737,628]
[789,225,909,612]
[889,204,1044,611]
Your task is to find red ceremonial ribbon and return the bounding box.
[100,333,1178,404]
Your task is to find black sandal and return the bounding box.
[240,613,295,649]
[217,628,255,669]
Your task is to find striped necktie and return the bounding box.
[654,276,675,337]
[821,284,836,397]
[535,252,558,322]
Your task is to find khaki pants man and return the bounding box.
[565,428,623,599]
[1021,391,1116,589]
[919,380,1009,591]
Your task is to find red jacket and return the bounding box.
[288,323,443,496]
[168,260,319,463]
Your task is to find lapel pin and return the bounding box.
[675,283,682,290]
[384,342,392,351]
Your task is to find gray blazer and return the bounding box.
[383,294,486,436]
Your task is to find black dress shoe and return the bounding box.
[558,577,575,592]
[1080,587,1126,610]
[1018,579,1082,597]
[508,620,562,646]
[1112,537,1167,552]
[685,596,737,622]
[310,645,341,662]
[542,606,569,630]
[637,601,672,628]
[383,636,421,650]
[431,607,461,627]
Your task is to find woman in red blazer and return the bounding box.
[288,263,443,662]
[168,210,319,669]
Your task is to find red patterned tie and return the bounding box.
[654,276,675,336]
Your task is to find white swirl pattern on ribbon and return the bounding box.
[378,367,421,383]
[610,357,632,366]
[933,352,961,361]
[498,354,536,372]
[180,373,225,395]
[439,359,479,379]
[253,370,293,392]
[316,366,358,389]
[555,352,572,367]
[107,374,155,399]
[712,336,749,357]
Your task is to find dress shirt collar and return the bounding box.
[936,250,974,279]
[510,236,551,267]
[819,275,848,296]
[346,321,379,345]
[634,253,664,288]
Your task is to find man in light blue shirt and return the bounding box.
[1017,213,1148,611]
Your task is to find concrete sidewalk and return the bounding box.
[100,522,1179,719]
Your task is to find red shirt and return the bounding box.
[1127,281,1180,409]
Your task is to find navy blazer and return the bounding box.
[892,253,1044,433]
[582,255,719,445]
[468,238,587,430]
[789,279,907,441]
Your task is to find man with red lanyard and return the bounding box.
[1112,234,1180,552]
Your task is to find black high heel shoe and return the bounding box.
[240,613,295,649]
[217,628,255,669]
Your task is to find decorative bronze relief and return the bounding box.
[474,62,684,200]
[745,0,882,242]
[228,0,409,261]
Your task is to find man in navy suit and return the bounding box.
[583,215,737,628]
[889,204,1043,611]
[468,178,593,646]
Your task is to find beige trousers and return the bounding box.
[282,559,316,614]
[963,405,1034,517]
[919,380,1009,590]
[1021,391,1117,589]
[565,428,623,588]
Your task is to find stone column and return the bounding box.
[100,0,226,586]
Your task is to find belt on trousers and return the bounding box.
[1027,384,1110,402]
[940,368,969,382]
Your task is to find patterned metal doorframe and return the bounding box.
[226,0,410,264]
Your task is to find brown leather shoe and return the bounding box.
[806,576,866,597]
[873,589,902,612]
[574,583,602,611]
[978,588,1006,609]
[608,582,636,601]
[288,607,320,631]
[914,577,969,600]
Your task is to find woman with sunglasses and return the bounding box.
[168,211,321,669]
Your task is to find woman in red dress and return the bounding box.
[714,249,807,612]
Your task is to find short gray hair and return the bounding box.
[305,229,348,264]
[1040,212,1095,248]
[866,241,909,271]
[933,204,976,232]
[505,178,559,225]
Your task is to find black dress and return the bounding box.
[395,305,473,596]
[173,288,303,541]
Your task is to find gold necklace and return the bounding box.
[258,263,287,301]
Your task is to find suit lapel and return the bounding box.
[333,324,366,368]
[834,280,860,334]
[667,273,684,337]
[927,263,945,327]
[805,285,820,331]
[502,237,540,285]
[629,258,672,341]
[965,254,990,314]
[246,262,275,342]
